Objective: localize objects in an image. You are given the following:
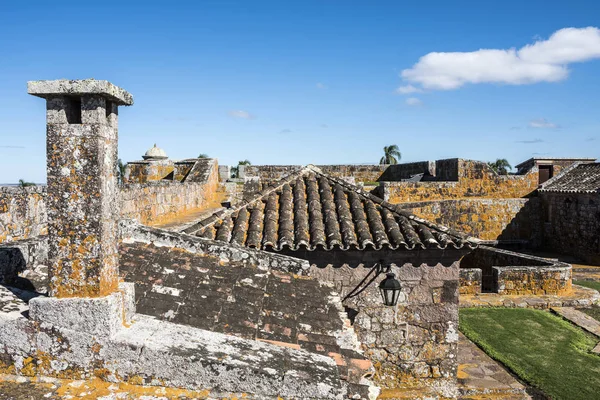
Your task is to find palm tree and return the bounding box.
[18,179,36,187]
[198,153,209,159]
[117,159,127,184]
[488,159,512,175]
[231,160,251,178]
[379,145,401,165]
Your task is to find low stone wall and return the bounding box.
[120,159,219,225]
[0,186,47,244]
[541,192,600,265]
[459,269,482,295]
[460,246,572,295]
[310,263,459,397]
[394,198,542,242]
[494,266,572,295]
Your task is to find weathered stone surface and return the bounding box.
[310,261,460,397]
[461,245,572,295]
[28,83,126,298]
[394,198,542,243]
[121,159,220,226]
[378,159,540,203]
[29,286,133,337]
[0,186,47,245]
[459,268,482,295]
[541,191,600,265]
[28,79,133,106]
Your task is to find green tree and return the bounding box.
[198,153,209,159]
[18,179,36,187]
[117,159,127,184]
[379,145,401,165]
[488,159,512,175]
[231,160,251,178]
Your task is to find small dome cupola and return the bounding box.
[142,144,168,161]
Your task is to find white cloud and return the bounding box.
[279,129,292,134]
[516,138,544,144]
[399,27,600,91]
[405,97,423,106]
[396,85,422,94]
[228,110,255,119]
[529,118,559,129]
[316,83,328,89]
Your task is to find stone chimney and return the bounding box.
[28,79,133,298]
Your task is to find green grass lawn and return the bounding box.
[574,280,600,292]
[579,306,600,322]
[460,308,600,400]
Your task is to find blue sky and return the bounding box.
[1,0,599,183]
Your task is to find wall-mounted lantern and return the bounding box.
[379,270,402,306]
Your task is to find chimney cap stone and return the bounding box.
[27,79,134,106]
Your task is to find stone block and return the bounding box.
[29,287,134,338]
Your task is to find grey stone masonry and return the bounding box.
[28,79,132,298]
[28,79,134,106]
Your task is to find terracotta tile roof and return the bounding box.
[539,163,600,193]
[183,166,478,251]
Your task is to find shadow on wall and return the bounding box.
[496,197,543,247]
[0,246,26,285]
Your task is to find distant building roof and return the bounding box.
[184,165,478,251]
[539,163,600,193]
[514,157,596,169]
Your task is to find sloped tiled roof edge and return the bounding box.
[184,165,479,251]
[539,162,600,193]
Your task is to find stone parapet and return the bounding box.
[461,245,572,295]
[494,266,572,295]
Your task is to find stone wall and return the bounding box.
[494,266,572,296]
[0,163,220,235]
[378,161,539,203]
[541,192,600,265]
[394,198,542,242]
[460,246,572,295]
[378,161,436,181]
[459,269,482,295]
[310,263,459,397]
[124,160,174,183]
[244,165,387,184]
[120,160,219,226]
[0,186,47,244]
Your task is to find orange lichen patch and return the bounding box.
[377,387,455,400]
[457,363,475,380]
[0,374,216,399]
